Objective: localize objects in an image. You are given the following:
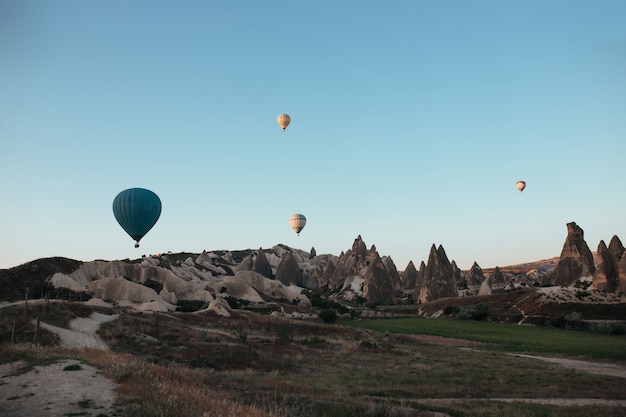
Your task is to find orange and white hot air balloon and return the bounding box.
[277,114,291,131]
[289,213,306,235]
[516,181,526,192]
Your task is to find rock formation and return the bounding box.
[402,261,418,290]
[275,251,304,287]
[541,222,595,286]
[467,262,485,288]
[451,261,464,289]
[608,236,624,269]
[329,236,397,304]
[252,249,273,278]
[618,252,626,295]
[593,236,624,292]
[593,240,617,291]
[492,266,504,287]
[414,244,457,303]
[477,276,492,296]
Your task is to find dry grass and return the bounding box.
[2,300,626,416]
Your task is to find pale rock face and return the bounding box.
[50,273,88,292]
[207,297,232,317]
[222,271,310,306]
[88,277,161,304]
[478,276,492,296]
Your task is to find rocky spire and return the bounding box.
[382,255,402,292]
[329,236,397,303]
[451,260,463,288]
[275,251,303,287]
[318,258,336,290]
[252,248,273,279]
[467,262,484,287]
[363,252,396,304]
[492,266,504,286]
[414,244,457,303]
[329,235,368,290]
[608,236,624,271]
[309,246,317,259]
[402,261,419,290]
[618,252,626,295]
[541,222,595,286]
[593,240,617,291]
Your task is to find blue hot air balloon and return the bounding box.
[113,188,162,247]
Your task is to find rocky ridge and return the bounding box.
[1,222,624,310]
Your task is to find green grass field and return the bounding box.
[343,317,626,361]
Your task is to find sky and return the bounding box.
[1,1,625,271]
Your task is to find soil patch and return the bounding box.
[0,359,117,417]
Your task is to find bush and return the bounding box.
[564,311,584,330]
[176,300,207,312]
[444,305,459,316]
[455,308,474,320]
[318,309,337,324]
[474,303,490,321]
[589,321,626,335]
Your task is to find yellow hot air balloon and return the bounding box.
[277,114,291,131]
[289,213,306,235]
[516,181,526,192]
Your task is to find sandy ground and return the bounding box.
[37,312,119,350]
[1,311,120,417]
[0,359,118,417]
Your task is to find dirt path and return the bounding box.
[37,312,118,350]
[509,353,626,379]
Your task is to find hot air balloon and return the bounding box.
[289,213,306,235]
[277,114,291,131]
[516,181,526,192]
[113,188,162,247]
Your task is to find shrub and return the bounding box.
[318,309,337,324]
[455,307,474,320]
[443,305,459,316]
[589,321,626,335]
[176,300,207,312]
[575,290,590,299]
[474,303,490,321]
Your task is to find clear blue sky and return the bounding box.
[1,1,625,270]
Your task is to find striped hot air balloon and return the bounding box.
[289,213,306,235]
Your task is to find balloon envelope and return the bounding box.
[277,114,291,131]
[289,213,306,235]
[113,188,162,245]
[516,181,526,192]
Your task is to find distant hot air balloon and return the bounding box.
[277,114,291,131]
[516,181,526,192]
[289,213,306,235]
[113,188,162,247]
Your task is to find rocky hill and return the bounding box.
[1,222,624,314]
